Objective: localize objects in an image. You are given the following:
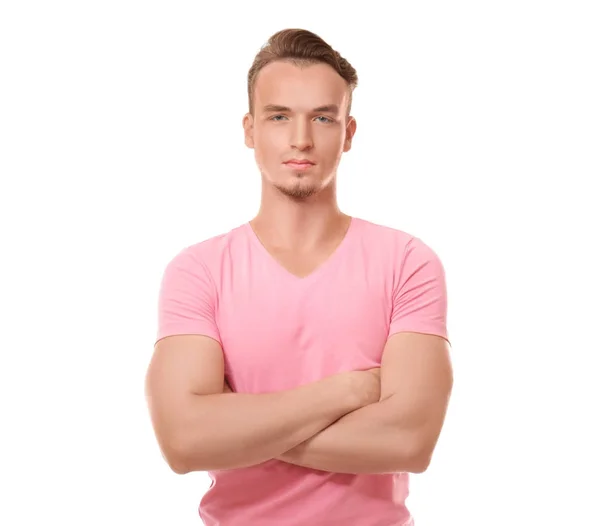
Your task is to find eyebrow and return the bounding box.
[262,104,340,114]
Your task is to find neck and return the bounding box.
[250,180,351,251]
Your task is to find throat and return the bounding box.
[248,215,354,280]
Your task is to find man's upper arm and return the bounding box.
[380,236,453,468]
[145,248,224,465]
[145,334,225,464]
[380,332,453,468]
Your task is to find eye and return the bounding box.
[269,115,287,121]
[315,116,334,123]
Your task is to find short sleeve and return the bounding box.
[388,237,450,344]
[155,248,222,345]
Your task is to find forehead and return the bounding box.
[254,61,349,111]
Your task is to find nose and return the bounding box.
[290,118,314,151]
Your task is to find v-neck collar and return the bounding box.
[244,216,358,284]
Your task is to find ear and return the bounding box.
[343,116,357,152]
[243,113,255,149]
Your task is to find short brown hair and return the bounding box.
[247,28,358,115]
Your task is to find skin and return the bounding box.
[242,60,358,257]
[231,61,453,475]
[146,58,453,477]
[237,61,453,474]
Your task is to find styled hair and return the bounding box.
[247,28,358,115]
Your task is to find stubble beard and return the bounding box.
[274,180,320,200]
[270,167,325,200]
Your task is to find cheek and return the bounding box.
[255,129,282,155]
[321,135,345,159]
[253,133,282,172]
[320,127,345,146]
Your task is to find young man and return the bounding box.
[146,28,453,526]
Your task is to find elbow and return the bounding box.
[162,431,220,474]
[410,451,432,474]
[167,453,190,475]
[165,452,192,475]
[160,434,193,475]
[402,438,434,474]
[396,452,429,474]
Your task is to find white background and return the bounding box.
[1,1,599,525]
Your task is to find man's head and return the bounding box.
[243,29,358,200]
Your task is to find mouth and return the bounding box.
[284,160,316,171]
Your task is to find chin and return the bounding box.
[261,167,333,198]
[275,183,320,200]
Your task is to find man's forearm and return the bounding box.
[277,396,424,474]
[174,375,361,473]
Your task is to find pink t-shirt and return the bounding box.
[155,216,449,526]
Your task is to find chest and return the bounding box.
[215,270,394,393]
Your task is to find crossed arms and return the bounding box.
[145,331,453,475]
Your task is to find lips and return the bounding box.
[284,160,315,166]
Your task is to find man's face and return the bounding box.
[243,61,356,200]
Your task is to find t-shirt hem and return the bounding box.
[155,324,222,346]
[388,323,449,344]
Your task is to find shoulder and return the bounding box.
[156,224,248,297]
[166,223,248,268]
[353,217,439,260]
